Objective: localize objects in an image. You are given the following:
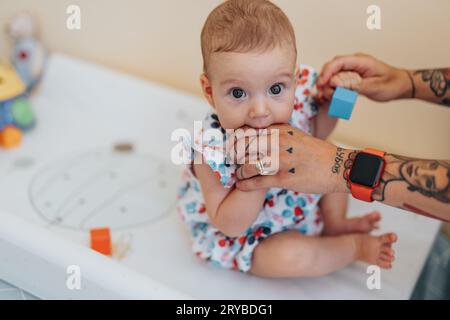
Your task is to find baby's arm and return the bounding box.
[312,99,338,140]
[193,153,268,237]
[319,192,348,236]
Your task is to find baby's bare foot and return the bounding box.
[356,232,397,269]
[324,211,381,236]
[344,211,381,234]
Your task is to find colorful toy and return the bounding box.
[0,13,44,149]
[328,86,358,120]
[5,12,47,92]
[90,227,112,256]
[0,61,34,149]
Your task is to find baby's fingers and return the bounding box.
[330,71,362,91]
[316,86,335,102]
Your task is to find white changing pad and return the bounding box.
[0,53,441,299]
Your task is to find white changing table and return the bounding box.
[0,53,441,299]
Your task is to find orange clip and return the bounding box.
[90,227,112,256]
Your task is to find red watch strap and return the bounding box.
[351,184,375,202]
[364,148,385,158]
[350,148,386,202]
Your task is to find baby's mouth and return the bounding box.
[247,119,273,129]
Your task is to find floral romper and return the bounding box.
[176,64,323,272]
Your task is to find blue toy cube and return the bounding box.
[328,87,358,120]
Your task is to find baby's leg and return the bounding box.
[320,193,380,236]
[250,230,396,278]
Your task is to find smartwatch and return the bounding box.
[348,148,386,202]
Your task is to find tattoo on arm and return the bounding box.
[340,151,450,221]
[406,70,416,98]
[331,147,345,174]
[342,150,358,189]
[401,203,442,221]
[373,155,450,205]
[414,68,450,106]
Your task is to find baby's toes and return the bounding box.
[375,233,397,269]
[378,249,395,268]
[366,211,381,221]
[365,211,381,229]
[347,212,381,233]
[377,258,393,269]
[354,211,381,232]
[379,232,397,246]
[380,253,395,263]
[381,246,395,258]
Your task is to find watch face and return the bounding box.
[349,152,384,187]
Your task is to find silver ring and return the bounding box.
[256,159,268,175]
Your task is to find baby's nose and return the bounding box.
[249,98,270,118]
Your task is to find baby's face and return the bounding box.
[203,45,297,129]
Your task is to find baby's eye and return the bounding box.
[230,87,246,99]
[269,83,284,95]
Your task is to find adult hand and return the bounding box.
[232,123,450,222]
[316,53,413,102]
[229,124,349,195]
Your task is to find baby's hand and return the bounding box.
[329,71,362,91]
[314,71,362,104]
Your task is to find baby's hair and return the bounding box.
[201,0,297,74]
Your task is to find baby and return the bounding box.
[177,0,397,277]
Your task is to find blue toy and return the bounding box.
[328,86,358,120]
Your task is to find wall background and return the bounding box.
[1,0,449,158]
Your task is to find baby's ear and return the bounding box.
[200,73,215,108]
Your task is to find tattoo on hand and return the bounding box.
[414,68,450,106]
[331,147,345,174]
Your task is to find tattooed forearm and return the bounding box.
[414,69,449,97]
[397,157,450,204]
[414,68,450,106]
[331,147,345,174]
[338,149,450,221]
[371,154,450,204]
